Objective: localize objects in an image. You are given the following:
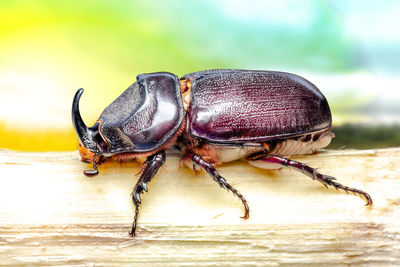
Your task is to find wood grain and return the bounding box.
[0,148,399,266]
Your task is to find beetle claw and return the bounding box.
[364,193,373,206]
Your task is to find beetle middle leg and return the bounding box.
[188,153,250,219]
[129,150,166,236]
[247,154,373,206]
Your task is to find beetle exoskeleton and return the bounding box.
[72,69,372,236]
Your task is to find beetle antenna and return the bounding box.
[83,150,102,177]
[83,161,99,177]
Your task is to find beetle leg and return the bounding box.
[248,155,372,206]
[129,150,166,236]
[189,153,249,219]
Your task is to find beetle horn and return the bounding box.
[72,88,98,152]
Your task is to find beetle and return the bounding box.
[72,69,372,236]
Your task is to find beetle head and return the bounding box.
[72,88,106,165]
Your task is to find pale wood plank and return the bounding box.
[0,148,399,266]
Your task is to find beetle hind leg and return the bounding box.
[248,154,372,206]
[189,153,249,219]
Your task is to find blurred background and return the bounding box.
[1,0,399,151]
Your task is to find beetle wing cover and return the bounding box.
[184,70,332,143]
[99,72,185,153]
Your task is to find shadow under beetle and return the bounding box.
[72,69,372,236]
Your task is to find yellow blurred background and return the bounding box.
[1,0,400,151]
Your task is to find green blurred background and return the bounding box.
[1,0,400,151]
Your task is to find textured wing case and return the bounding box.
[184,70,332,143]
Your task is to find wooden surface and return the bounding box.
[0,148,399,266]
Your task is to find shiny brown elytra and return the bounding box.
[72,69,372,236]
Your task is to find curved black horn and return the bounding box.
[72,88,98,152]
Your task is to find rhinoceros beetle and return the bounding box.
[72,69,372,236]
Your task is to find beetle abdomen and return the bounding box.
[184,70,332,144]
[270,130,333,156]
[186,130,333,165]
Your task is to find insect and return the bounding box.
[72,69,372,236]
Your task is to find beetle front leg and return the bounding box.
[188,153,249,219]
[248,154,372,206]
[130,150,166,236]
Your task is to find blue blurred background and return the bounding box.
[1,0,399,150]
